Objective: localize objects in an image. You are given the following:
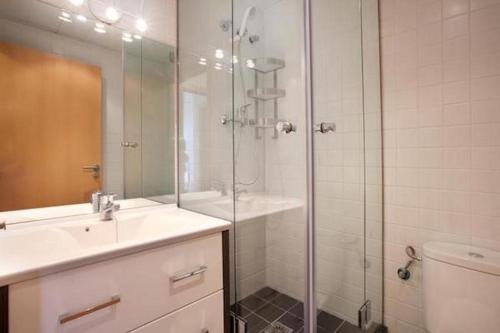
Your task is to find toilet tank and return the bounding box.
[423,242,500,333]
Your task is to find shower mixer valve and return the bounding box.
[398,246,422,280]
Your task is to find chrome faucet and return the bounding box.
[91,191,103,213]
[234,188,248,201]
[99,194,120,221]
[211,180,227,196]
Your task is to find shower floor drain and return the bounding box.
[262,322,293,333]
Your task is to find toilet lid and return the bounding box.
[423,242,500,276]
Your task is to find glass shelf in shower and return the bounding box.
[247,88,286,101]
[247,57,285,73]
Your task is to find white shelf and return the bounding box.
[247,88,286,101]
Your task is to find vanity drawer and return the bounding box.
[9,233,223,333]
[131,291,223,333]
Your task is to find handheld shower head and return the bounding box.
[233,6,256,42]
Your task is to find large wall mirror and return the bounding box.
[0,0,176,224]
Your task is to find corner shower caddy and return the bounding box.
[247,57,286,139]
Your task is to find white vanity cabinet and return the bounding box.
[131,291,224,333]
[8,233,225,333]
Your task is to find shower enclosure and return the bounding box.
[178,0,383,332]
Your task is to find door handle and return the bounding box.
[314,122,336,134]
[121,141,138,148]
[82,164,100,178]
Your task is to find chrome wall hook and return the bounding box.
[397,246,422,280]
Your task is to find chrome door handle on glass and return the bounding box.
[170,265,208,283]
[275,121,296,134]
[121,141,138,148]
[314,122,336,134]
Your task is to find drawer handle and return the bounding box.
[58,295,121,324]
[170,265,208,283]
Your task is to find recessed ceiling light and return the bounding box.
[123,32,132,38]
[95,22,105,28]
[69,0,84,6]
[200,57,207,62]
[215,63,222,70]
[215,49,224,59]
[122,36,133,42]
[135,18,147,32]
[232,55,238,63]
[94,26,106,34]
[133,34,142,40]
[76,15,87,22]
[105,6,121,22]
[61,11,71,18]
[58,15,72,23]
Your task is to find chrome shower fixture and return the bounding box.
[397,246,422,280]
[233,6,256,42]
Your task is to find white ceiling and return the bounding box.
[0,0,175,51]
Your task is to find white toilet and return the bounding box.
[423,242,500,333]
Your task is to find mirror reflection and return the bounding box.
[0,0,176,224]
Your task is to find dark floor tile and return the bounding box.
[271,293,299,311]
[289,302,304,319]
[337,321,362,333]
[255,302,286,323]
[246,314,270,333]
[231,303,253,318]
[317,311,343,331]
[240,294,268,311]
[255,287,280,301]
[317,327,330,333]
[276,313,304,332]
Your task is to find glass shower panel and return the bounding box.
[123,38,176,202]
[178,0,234,219]
[311,0,383,330]
[231,1,308,332]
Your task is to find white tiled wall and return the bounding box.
[380,0,500,331]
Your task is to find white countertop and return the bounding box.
[0,204,231,287]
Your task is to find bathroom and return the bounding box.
[0,0,499,332]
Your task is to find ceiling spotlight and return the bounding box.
[123,32,132,38]
[135,18,148,32]
[232,55,238,63]
[69,0,84,6]
[105,6,121,23]
[133,34,142,40]
[215,63,222,70]
[58,15,72,23]
[76,15,87,22]
[94,23,106,33]
[200,57,207,62]
[215,49,224,59]
[122,36,133,42]
[61,11,71,18]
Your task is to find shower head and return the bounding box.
[233,6,256,42]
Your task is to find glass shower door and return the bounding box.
[311,0,383,331]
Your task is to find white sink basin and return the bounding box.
[0,204,231,286]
